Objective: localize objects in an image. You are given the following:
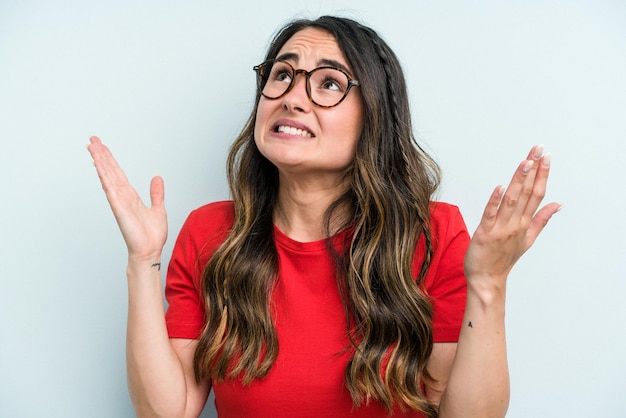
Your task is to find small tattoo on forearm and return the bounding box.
[151,262,161,271]
[468,321,473,328]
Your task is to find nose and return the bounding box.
[282,70,310,112]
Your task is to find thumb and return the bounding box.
[149,176,165,210]
[527,202,563,244]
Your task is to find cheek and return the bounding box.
[253,100,269,145]
[342,93,364,137]
[330,116,362,163]
[341,107,364,149]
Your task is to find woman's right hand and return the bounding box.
[87,136,168,262]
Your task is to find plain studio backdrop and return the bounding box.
[1,1,624,417]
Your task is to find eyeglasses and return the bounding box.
[253,59,360,108]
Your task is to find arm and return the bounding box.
[88,136,210,417]
[126,261,211,417]
[436,145,561,418]
[424,342,457,406]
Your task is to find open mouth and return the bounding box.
[274,125,314,138]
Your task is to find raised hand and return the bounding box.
[464,145,561,287]
[87,136,168,262]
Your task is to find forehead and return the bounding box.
[276,27,349,68]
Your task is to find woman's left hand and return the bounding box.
[464,145,562,290]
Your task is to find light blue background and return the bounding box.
[1,1,625,417]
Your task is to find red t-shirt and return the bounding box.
[165,201,469,417]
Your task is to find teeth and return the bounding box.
[277,125,312,138]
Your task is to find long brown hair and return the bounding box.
[194,16,441,416]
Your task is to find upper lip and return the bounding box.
[271,119,315,137]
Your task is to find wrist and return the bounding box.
[465,273,507,307]
[126,253,164,280]
[127,251,162,266]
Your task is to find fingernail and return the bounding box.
[542,153,551,167]
[533,144,544,159]
[522,160,534,173]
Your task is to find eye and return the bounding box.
[275,70,292,83]
[312,68,348,93]
[270,63,293,84]
[321,77,342,91]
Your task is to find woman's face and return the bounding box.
[254,27,364,182]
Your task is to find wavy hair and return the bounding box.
[194,16,441,416]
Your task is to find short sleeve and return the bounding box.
[415,202,470,343]
[165,201,235,339]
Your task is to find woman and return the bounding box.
[88,16,560,418]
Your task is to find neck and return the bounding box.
[274,172,350,242]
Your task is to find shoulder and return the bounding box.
[429,201,462,220]
[186,200,235,228]
[428,201,468,240]
[176,200,235,258]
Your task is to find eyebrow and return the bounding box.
[275,52,352,75]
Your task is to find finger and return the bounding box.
[150,176,165,210]
[87,136,107,163]
[522,153,551,220]
[88,140,114,192]
[97,142,128,185]
[499,145,544,222]
[512,145,545,219]
[88,136,113,181]
[524,144,544,161]
[88,137,130,193]
[479,185,505,231]
[496,159,534,222]
[526,202,563,246]
[89,135,102,145]
[87,136,103,166]
[87,137,139,219]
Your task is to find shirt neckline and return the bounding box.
[273,225,351,252]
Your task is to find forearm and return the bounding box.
[436,146,557,417]
[125,257,190,418]
[437,276,510,418]
[87,137,203,416]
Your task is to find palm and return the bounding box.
[88,136,168,260]
[464,146,561,282]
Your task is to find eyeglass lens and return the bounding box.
[257,61,352,107]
